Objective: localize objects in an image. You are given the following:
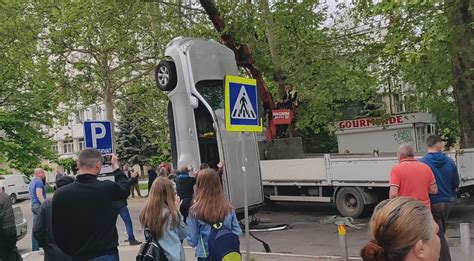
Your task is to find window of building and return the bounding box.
[51,143,58,154]
[78,138,85,151]
[63,140,74,154]
[390,93,406,114]
[75,111,84,124]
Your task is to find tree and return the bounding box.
[116,81,169,174]
[353,0,473,147]
[35,1,214,146]
[0,0,58,174]
[57,158,77,175]
[211,1,380,150]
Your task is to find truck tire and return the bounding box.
[335,187,365,218]
[155,60,177,92]
[10,193,17,204]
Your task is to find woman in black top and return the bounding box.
[175,166,196,223]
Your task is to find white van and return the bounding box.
[0,175,31,204]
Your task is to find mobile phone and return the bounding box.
[102,154,112,165]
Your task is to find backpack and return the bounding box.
[208,222,241,261]
[136,229,168,261]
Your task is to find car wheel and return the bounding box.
[155,60,177,92]
[10,194,17,204]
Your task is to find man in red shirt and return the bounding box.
[389,144,438,207]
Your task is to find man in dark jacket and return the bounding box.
[176,166,196,223]
[0,187,22,261]
[33,176,74,261]
[112,168,141,246]
[420,134,460,261]
[147,166,157,193]
[52,149,130,261]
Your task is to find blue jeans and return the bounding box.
[117,206,135,241]
[31,204,41,251]
[88,254,119,261]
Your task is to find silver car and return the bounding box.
[155,37,264,213]
[13,205,27,241]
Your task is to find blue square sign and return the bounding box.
[224,75,262,132]
[84,121,113,154]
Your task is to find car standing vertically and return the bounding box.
[155,37,264,214]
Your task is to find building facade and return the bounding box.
[48,104,111,159]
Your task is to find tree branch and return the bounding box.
[153,1,205,13]
[116,66,155,90]
[110,56,157,73]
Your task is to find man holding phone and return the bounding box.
[52,149,131,261]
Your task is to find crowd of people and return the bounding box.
[0,133,461,261]
[362,134,460,261]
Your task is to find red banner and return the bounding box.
[272,109,293,125]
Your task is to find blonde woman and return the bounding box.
[140,177,186,261]
[360,197,441,261]
[186,169,241,261]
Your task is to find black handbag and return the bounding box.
[136,229,168,261]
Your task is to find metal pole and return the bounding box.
[241,132,250,261]
[338,224,348,261]
[460,223,471,261]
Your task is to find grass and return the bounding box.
[139,183,147,190]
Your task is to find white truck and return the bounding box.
[156,37,474,218]
[261,149,474,217]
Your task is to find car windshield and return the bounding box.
[195,80,224,110]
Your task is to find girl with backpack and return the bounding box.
[186,169,242,261]
[140,177,187,261]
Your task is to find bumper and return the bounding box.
[16,218,27,241]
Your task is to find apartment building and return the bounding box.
[48,104,112,159]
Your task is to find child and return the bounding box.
[186,169,241,261]
[140,177,187,261]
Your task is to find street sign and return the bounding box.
[224,75,263,261]
[84,121,113,154]
[225,75,262,132]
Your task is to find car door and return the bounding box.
[20,176,30,199]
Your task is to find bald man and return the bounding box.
[29,168,46,251]
[389,144,438,208]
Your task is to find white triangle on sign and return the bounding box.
[231,85,257,120]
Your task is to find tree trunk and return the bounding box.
[449,0,474,148]
[260,0,286,99]
[104,87,116,151]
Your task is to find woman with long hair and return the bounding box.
[140,177,187,261]
[360,197,440,261]
[186,169,241,261]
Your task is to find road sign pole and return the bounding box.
[241,132,250,261]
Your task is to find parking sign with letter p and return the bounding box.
[84,121,113,154]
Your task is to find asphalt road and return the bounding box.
[15,193,474,259]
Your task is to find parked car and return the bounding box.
[0,175,31,204]
[13,205,27,241]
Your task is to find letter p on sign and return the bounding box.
[84,121,113,154]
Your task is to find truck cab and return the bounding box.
[155,37,264,213]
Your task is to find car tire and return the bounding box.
[10,193,17,204]
[155,60,177,92]
[335,187,365,218]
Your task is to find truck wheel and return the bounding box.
[155,61,177,92]
[10,194,17,204]
[335,187,365,218]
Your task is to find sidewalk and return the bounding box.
[23,245,361,261]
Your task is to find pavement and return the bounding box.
[22,246,362,261]
[14,189,474,260]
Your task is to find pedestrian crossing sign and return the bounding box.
[224,75,262,132]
